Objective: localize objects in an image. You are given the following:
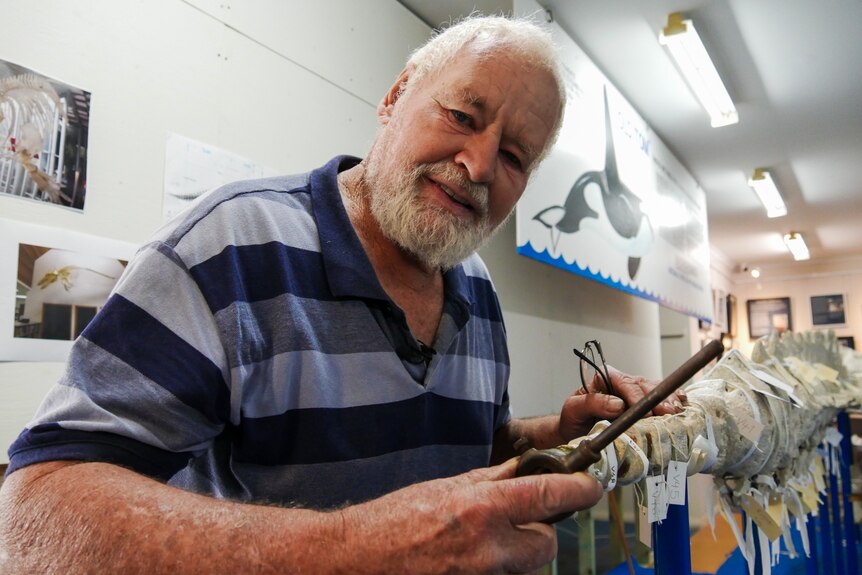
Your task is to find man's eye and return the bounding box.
[451,109,472,125]
[501,150,523,170]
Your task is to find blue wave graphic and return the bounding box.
[516,243,710,322]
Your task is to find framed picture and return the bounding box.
[726,294,737,337]
[0,218,137,361]
[0,58,91,211]
[747,297,792,339]
[810,294,846,326]
[712,289,728,333]
[837,336,855,350]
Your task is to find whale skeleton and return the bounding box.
[0,73,69,202]
[557,330,860,572]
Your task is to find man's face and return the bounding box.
[363,46,561,269]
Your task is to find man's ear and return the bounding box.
[377,65,413,125]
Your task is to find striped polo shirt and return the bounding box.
[8,156,512,508]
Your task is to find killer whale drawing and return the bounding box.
[533,86,653,279]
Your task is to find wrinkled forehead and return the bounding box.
[440,47,563,161]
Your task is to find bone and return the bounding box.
[562,330,860,569]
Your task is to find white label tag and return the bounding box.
[605,445,618,492]
[751,368,805,406]
[814,362,839,384]
[825,427,843,447]
[658,480,669,521]
[752,368,794,392]
[666,461,687,505]
[735,411,765,444]
[646,475,664,523]
[638,505,652,548]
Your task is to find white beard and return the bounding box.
[364,157,503,271]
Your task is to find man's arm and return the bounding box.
[0,458,602,574]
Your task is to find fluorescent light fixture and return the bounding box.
[659,12,738,128]
[783,231,810,261]
[748,168,787,218]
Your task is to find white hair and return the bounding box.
[405,14,566,166]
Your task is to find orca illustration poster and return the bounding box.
[515,0,713,321]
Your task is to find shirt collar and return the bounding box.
[311,155,474,311]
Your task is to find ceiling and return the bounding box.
[397,0,862,274]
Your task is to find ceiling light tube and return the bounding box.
[783,231,810,261]
[748,168,787,218]
[659,12,738,128]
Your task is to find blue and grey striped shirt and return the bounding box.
[8,156,512,509]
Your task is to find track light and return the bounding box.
[659,12,738,128]
[783,232,810,261]
[741,264,761,279]
[748,168,787,218]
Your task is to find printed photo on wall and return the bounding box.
[0,218,137,361]
[810,294,846,327]
[163,133,277,223]
[747,297,792,340]
[14,243,127,341]
[0,58,91,210]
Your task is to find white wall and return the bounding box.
[730,257,862,357]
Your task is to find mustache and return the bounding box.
[416,162,489,215]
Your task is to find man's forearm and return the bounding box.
[0,461,348,574]
[1,458,604,575]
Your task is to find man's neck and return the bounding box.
[337,164,444,345]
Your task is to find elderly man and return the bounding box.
[0,15,680,574]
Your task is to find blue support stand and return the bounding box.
[837,411,858,575]
[819,450,836,575]
[751,520,763,575]
[829,457,846,574]
[654,501,691,575]
[805,516,819,575]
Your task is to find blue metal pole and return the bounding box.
[820,454,836,575]
[805,515,819,575]
[837,412,858,575]
[654,501,691,575]
[829,454,846,574]
[751,519,763,575]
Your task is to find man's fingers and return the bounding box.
[458,458,519,484]
[500,523,558,574]
[607,365,685,416]
[560,392,625,439]
[495,471,603,526]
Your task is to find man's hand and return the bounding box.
[341,458,603,574]
[558,365,686,441]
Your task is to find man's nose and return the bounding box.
[454,133,498,184]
